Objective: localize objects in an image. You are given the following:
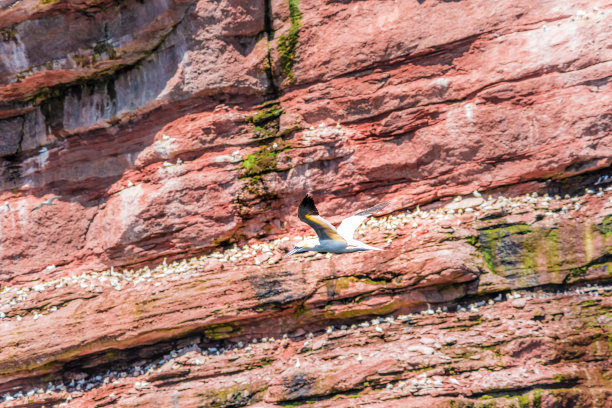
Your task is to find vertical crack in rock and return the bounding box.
[263,0,279,97]
[0,116,25,186]
[16,116,24,155]
[0,115,25,158]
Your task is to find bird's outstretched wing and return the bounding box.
[298,195,346,243]
[337,201,389,241]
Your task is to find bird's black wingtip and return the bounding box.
[298,194,319,219]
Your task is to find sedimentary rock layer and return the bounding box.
[0,0,610,279]
[0,0,611,406]
[1,187,611,406]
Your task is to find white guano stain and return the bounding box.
[464,103,474,124]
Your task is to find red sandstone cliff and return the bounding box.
[0,0,611,406]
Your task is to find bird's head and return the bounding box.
[285,238,318,257]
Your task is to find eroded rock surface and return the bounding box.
[0,0,611,406]
[1,189,611,407]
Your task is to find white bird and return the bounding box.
[285,194,388,257]
[32,195,60,212]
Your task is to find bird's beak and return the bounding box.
[284,247,301,258]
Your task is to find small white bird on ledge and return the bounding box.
[285,194,388,257]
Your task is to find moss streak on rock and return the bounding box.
[584,223,594,264]
[597,215,612,239]
[235,103,288,218]
[476,223,576,282]
[278,0,302,83]
[477,224,530,275]
[246,105,283,127]
[241,104,287,178]
[322,299,399,320]
[204,323,241,340]
[242,150,280,177]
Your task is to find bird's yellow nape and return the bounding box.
[304,214,346,242]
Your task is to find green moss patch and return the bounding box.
[93,40,118,59]
[568,259,612,283]
[597,215,612,239]
[364,278,388,285]
[325,276,391,299]
[241,103,288,177]
[476,224,565,277]
[552,373,574,384]
[246,105,283,127]
[242,149,280,177]
[0,28,16,41]
[322,299,399,321]
[235,101,297,220]
[476,224,530,275]
[197,383,265,407]
[516,393,530,408]
[515,388,543,408]
[203,323,241,340]
[278,0,302,83]
[281,402,303,407]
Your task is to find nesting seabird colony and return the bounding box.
[0,283,609,406]
[1,184,612,322]
[0,182,611,405]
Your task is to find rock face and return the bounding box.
[0,0,611,407]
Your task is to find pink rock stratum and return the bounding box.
[0,0,611,407]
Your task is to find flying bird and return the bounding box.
[31,195,60,212]
[285,194,388,257]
